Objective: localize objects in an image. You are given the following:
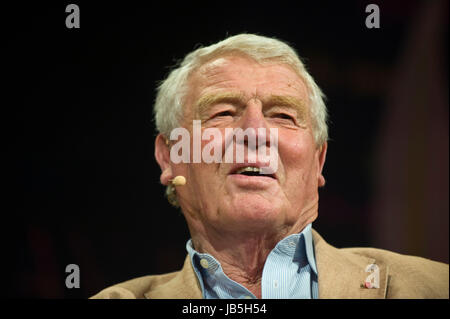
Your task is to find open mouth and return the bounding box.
[231,166,276,179]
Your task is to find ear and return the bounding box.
[155,134,173,186]
[317,142,327,187]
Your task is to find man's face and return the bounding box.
[157,54,327,235]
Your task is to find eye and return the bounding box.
[213,110,233,118]
[275,113,293,119]
[273,113,296,122]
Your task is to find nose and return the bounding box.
[239,98,267,131]
[237,98,271,149]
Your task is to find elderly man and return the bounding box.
[92,34,448,299]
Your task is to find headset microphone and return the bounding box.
[170,176,186,186]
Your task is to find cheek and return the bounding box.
[280,132,311,164]
[200,128,225,162]
[279,131,318,183]
[171,162,188,178]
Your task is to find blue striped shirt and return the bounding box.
[186,223,318,299]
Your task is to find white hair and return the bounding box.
[154,33,328,146]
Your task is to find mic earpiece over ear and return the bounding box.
[170,175,186,186]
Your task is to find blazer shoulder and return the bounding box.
[341,247,449,298]
[90,255,202,299]
[90,271,179,299]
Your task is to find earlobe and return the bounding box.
[155,134,173,185]
[318,175,326,187]
[317,142,328,187]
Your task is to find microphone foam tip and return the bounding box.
[172,175,186,186]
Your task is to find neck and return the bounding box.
[188,207,317,298]
[193,230,281,298]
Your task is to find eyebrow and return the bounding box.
[263,95,307,115]
[194,92,309,122]
[194,92,246,118]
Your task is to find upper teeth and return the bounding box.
[236,167,260,174]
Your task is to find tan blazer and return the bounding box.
[91,230,449,299]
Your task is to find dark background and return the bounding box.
[4,1,448,298]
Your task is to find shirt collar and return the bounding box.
[186,223,317,278]
[303,223,318,274]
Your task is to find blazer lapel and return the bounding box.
[144,256,203,299]
[312,229,389,299]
